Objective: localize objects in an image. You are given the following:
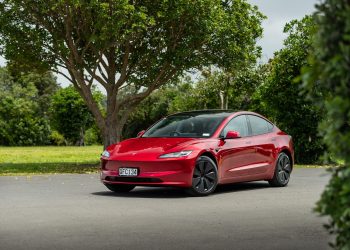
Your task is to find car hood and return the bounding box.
[107,137,205,161]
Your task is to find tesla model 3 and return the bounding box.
[100,110,294,196]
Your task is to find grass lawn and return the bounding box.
[0,146,103,175]
[0,145,332,176]
[294,164,333,169]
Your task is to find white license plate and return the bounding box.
[119,168,138,176]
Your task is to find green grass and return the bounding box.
[0,146,103,175]
[0,145,333,175]
[294,164,333,169]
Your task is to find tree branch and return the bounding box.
[116,42,131,87]
[52,69,74,83]
[117,65,177,110]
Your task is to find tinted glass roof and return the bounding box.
[170,110,235,118]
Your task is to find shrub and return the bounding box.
[49,130,66,146]
[303,0,350,248]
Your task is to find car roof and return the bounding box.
[169,109,236,118]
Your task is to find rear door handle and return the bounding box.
[245,141,252,145]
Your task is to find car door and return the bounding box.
[246,115,276,175]
[217,115,256,181]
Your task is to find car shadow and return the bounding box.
[91,181,271,199]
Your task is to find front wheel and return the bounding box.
[187,156,218,196]
[269,152,292,187]
[104,183,136,193]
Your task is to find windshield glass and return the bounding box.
[142,114,228,138]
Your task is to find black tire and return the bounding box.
[104,183,136,193]
[187,156,218,196]
[269,152,292,187]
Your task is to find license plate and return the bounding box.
[119,168,138,176]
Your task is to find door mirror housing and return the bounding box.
[137,130,146,138]
[225,130,240,139]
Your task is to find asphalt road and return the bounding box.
[0,168,332,250]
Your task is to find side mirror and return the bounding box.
[225,130,240,139]
[137,130,145,138]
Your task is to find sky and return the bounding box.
[249,0,318,61]
[0,0,319,86]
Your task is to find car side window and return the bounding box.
[221,115,249,138]
[248,115,271,135]
[267,121,274,132]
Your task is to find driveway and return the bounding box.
[0,168,331,250]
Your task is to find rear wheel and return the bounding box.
[187,156,218,196]
[269,152,292,187]
[104,183,135,193]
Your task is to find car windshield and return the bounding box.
[142,114,228,138]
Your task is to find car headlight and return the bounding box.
[101,150,110,158]
[159,150,192,159]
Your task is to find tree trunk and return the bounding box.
[102,87,136,148]
[219,90,228,109]
[219,90,225,109]
[103,89,118,148]
[103,120,118,149]
[102,111,135,148]
[75,85,138,148]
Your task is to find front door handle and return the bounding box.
[245,141,252,145]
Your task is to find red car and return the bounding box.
[100,110,294,196]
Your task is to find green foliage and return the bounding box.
[49,130,66,146]
[50,86,96,145]
[170,68,264,112]
[0,0,264,74]
[0,67,52,145]
[84,126,102,146]
[17,71,59,116]
[257,16,324,164]
[167,78,215,112]
[0,0,265,146]
[303,0,350,248]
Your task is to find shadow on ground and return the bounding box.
[91,181,271,199]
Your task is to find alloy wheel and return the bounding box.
[192,158,217,194]
[277,154,291,185]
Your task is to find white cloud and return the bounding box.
[249,0,318,60]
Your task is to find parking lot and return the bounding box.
[0,168,331,250]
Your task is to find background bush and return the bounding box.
[256,16,324,164]
[303,0,350,248]
[0,68,53,145]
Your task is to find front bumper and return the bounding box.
[100,158,195,187]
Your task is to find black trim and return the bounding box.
[105,176,163,183]
[246,115,253,136]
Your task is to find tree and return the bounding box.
[257,16,324,164]
[167,78,212,112]
[18,72,59,116]
[303,0,350,248]
[0,0,264,147]
[50,86,100,145]
[197,65,265,110]
[0,67,51,145]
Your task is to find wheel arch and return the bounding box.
[199,151,218,167]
